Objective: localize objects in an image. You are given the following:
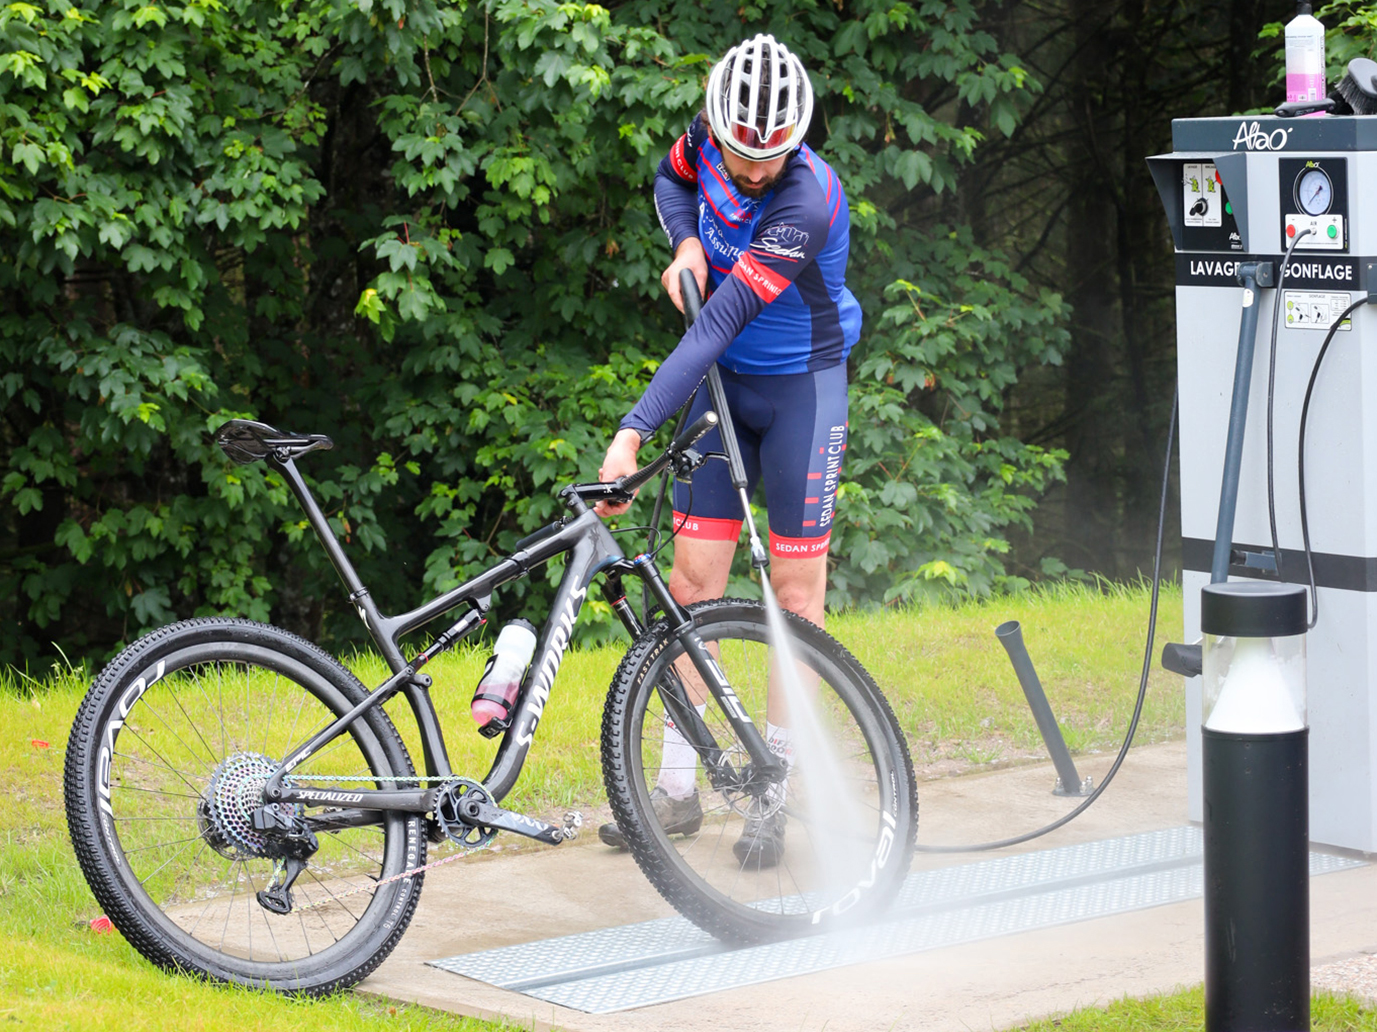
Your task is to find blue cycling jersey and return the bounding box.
[620,115,861,439]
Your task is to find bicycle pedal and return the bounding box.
[561,812,584,841]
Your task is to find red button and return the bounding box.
[1287,224,1296,237]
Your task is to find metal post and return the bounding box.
[996,621,1089,796]
[1211,262,1273,583]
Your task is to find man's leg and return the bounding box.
[668,536,737,608]
[767,553,828,627]
[759,551,828,731]
[650,536,736,798]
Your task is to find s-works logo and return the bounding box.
[1232,121,1292,151]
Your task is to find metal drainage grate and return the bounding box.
[429,826,1365,1014]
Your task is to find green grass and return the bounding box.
[829,579,1187,777]
[1016,985,1376,1030]
[3,582,1359,1030]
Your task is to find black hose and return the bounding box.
[1266,230,1311,581]
[1297,296,1370,629]
[915,388,1178,853]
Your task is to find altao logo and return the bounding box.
[1232,121,1291,151]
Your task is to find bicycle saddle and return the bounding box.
[214,419,333,465]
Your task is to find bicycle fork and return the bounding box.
[604,564,787,796]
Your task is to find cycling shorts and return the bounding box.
[672,362,848,559]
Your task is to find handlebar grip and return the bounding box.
[679,268,704,328]
[672,409,718,452]
[617,462,662,498]
[617,411,719,497]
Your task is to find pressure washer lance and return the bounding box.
[677,269,770,572]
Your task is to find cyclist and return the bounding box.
[595,33,861,867]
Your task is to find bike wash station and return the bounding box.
[1147,110,1377,1027]
[423,119,1377,1015]
[1148,114,1377,853]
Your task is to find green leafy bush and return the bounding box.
[1,0,1065,668]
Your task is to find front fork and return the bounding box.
[602,565,786,794]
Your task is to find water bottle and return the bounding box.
[470,619,537,737]
[1285,1,1326,114]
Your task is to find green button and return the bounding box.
[1225,202,1232,215]
[1328,224,1338,238]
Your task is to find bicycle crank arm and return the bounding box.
[454,795,581,846]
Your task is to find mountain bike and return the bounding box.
[63,414,917,995]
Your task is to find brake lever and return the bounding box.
[669,446,706,483]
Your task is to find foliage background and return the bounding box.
[0,0,1070,666]
[4,0,1367,669]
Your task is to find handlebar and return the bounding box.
[622,410,718,494]
[568,410,719,506]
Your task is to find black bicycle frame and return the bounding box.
[258,455,781,820]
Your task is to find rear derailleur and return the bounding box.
[251,806,320,915]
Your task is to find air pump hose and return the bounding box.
[1265,230,1313,585]
[1297,293,1372,629]
[915,388,1178,853]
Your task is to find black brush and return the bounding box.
[1331,56,1377,115]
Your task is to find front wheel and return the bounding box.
[63,619,427,995]
[602,599,917,943]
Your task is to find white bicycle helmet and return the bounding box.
[705,34,813,162]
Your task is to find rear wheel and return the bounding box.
[63,619,426,995]
[602,599,916,943]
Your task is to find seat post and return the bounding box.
[269,455,370,602]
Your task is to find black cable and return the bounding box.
[1266,231,1311,580]
[1297,296,1369,630]
[643,396,696,627]
[915,388,1178,853]
[650,481,692,562]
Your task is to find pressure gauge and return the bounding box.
[1296,168,1333,215]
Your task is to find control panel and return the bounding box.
[1179,161,1242,251]
[1278,157,1348,252]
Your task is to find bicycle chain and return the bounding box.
[276,772,478,913]
[287,771,487,909]
[291,774,460,783]
[290,841,481,912]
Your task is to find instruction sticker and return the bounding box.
[1284,291,1354,332]
[1183,162,1222,228]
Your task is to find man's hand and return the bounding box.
[661,238,708,313]
[594,428,643,518]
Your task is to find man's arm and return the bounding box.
[653,122,703,253]
[621,180,831,438]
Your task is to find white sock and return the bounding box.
[658,703,707,799]
[766,722,793,768]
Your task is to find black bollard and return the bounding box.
[1200,581,1309,1032]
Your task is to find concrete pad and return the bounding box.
[360,740,1377,1031]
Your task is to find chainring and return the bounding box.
[433,777,498,850]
